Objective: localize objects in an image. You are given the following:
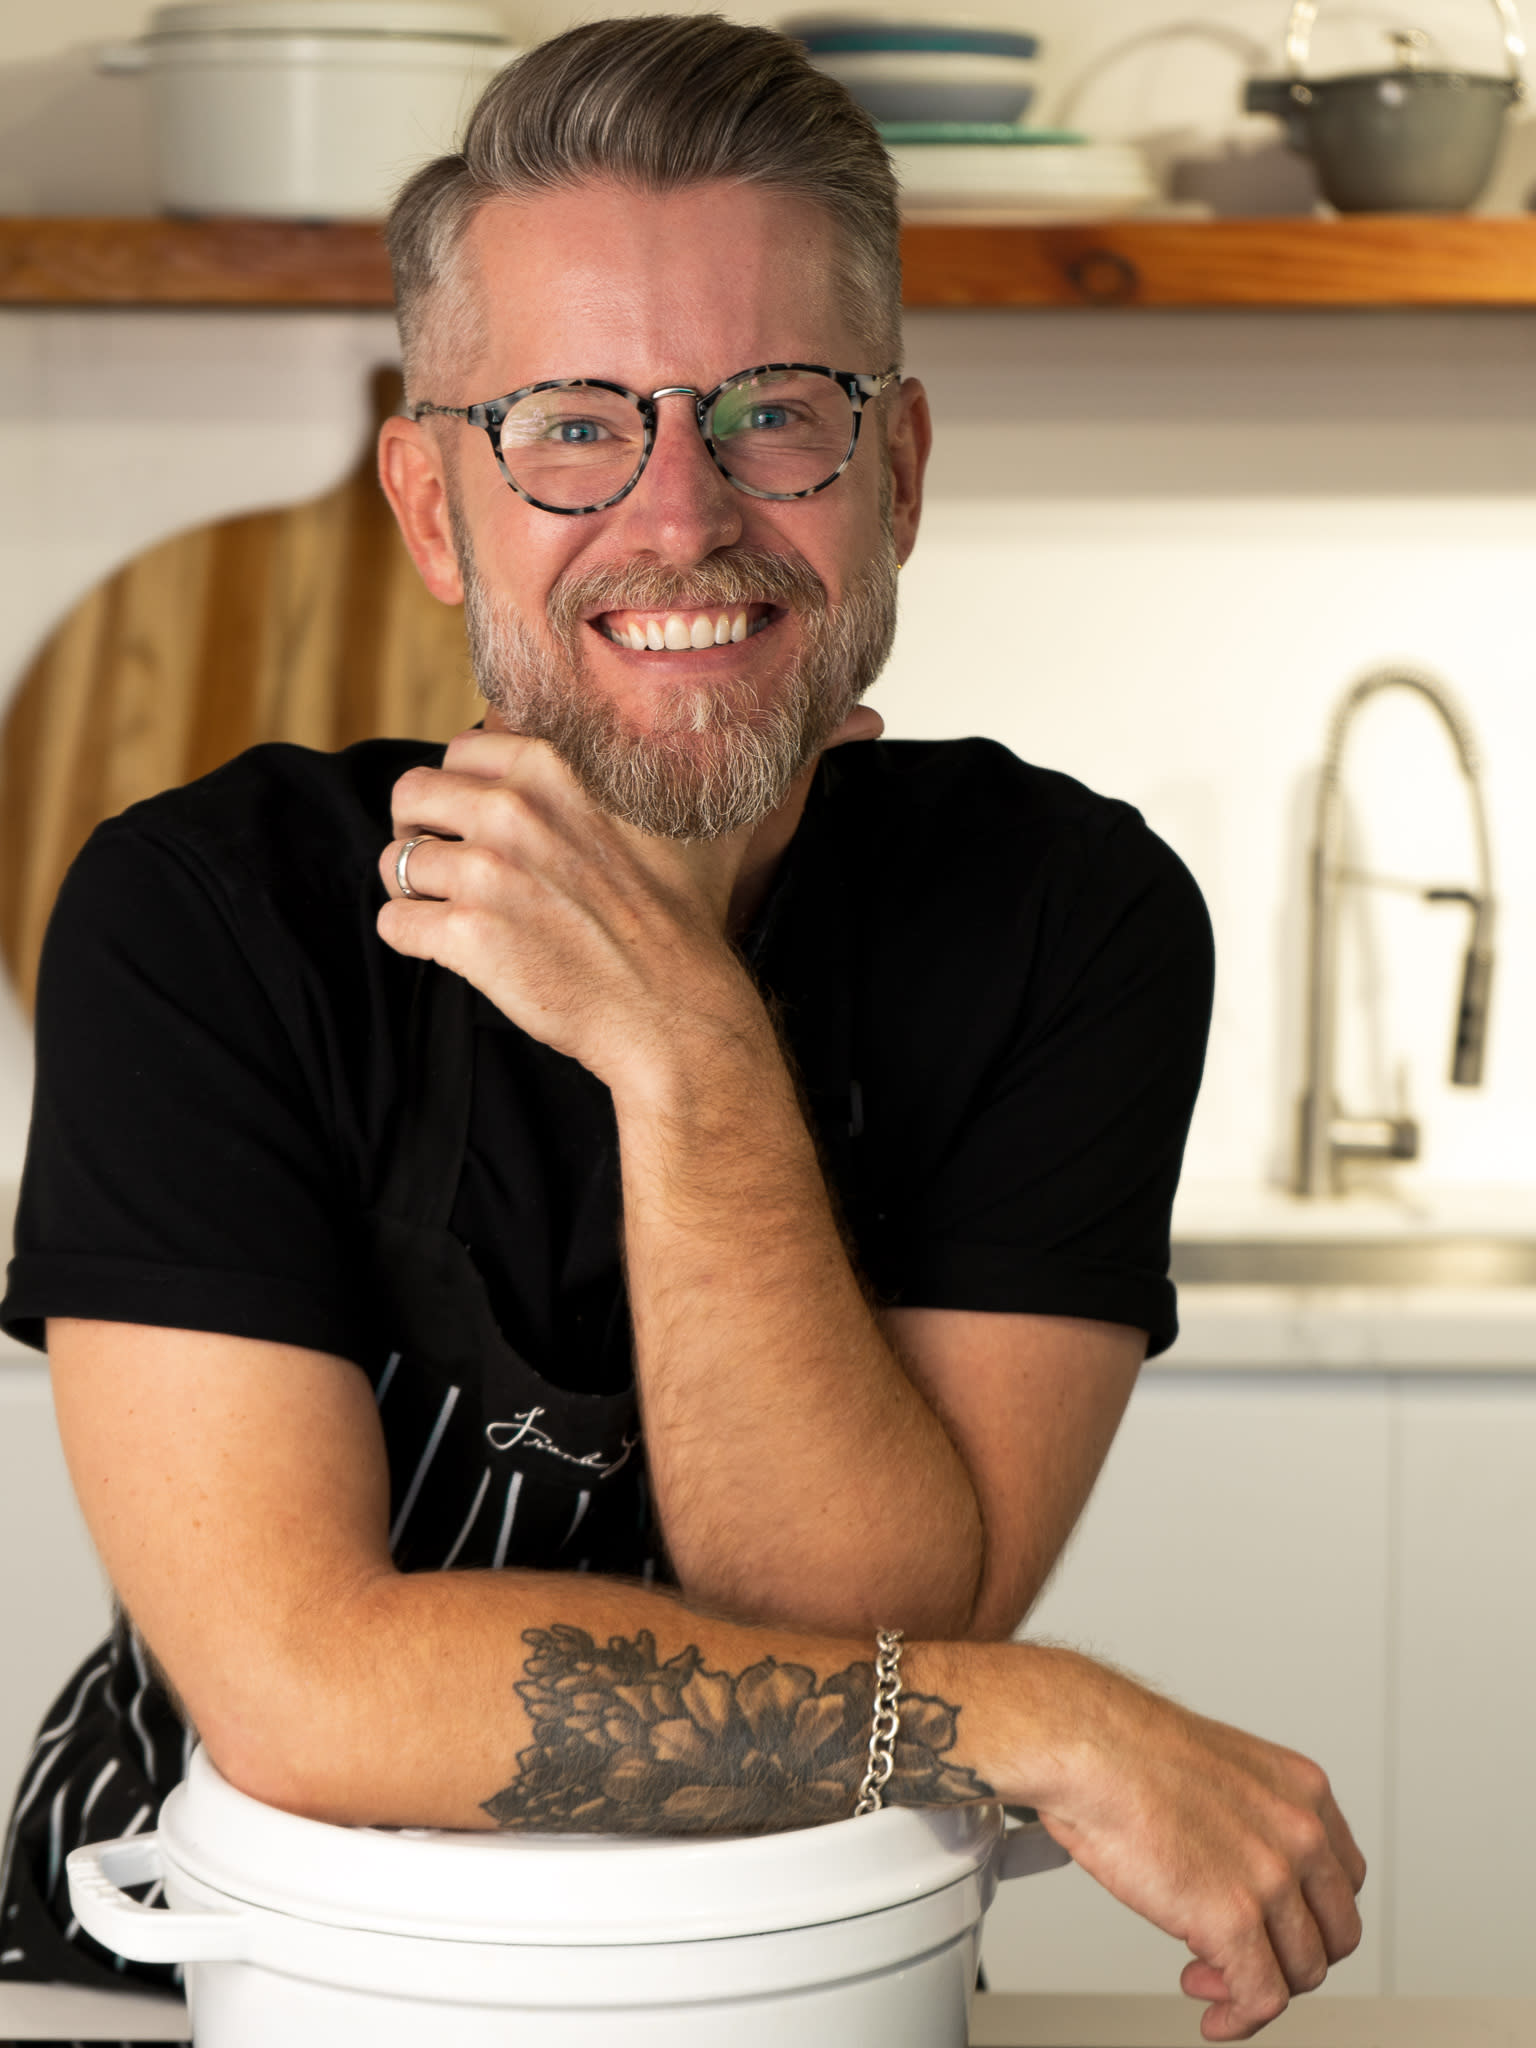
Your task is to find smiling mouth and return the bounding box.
[591,603,776,651]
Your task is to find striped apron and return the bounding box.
[0,961,664,1987]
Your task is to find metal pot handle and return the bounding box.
[997,1810,1072,1881]
[1283,0,1528,86]
[66,1833,253,1964]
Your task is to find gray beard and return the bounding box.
[455,528,899,841]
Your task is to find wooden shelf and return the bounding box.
[903,214,1536,307]
[3,213,1536,309]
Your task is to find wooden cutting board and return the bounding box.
[0,367,479,1009]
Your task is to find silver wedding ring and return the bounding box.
[395,836,433,900]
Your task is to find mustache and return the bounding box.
[547,547,828,642]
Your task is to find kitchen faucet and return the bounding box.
[1295,666,1496,1198]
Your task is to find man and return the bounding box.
[0,15,1363,2038]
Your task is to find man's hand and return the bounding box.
[975,1645,1367,2043]
[376,707,883,1097]
[377,727,762,1096]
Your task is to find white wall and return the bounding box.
[5,1,1536,1193]
[5,300,1536,1196]
[892,307,1536,1193]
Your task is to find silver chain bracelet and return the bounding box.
[852,1628,905,1816]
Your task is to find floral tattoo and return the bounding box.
[482,1624,994,1834]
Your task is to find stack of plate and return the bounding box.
[788,15,1155,219]
[882,123,1156,219]
[790,16,1040,124]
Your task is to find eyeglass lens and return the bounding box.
[496,369,856,508]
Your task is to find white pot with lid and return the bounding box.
[69,1746,1069,2045]
[100,0,516,219]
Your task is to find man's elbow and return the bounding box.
[172,1573,397,1826]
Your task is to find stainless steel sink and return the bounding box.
[1170,1237,1536,1288]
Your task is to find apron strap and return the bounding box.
[374,962,477,1230]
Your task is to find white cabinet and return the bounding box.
[980,1368,1536,2003]
[1393,1382,1536,1996]
[981,1371,1392,1997]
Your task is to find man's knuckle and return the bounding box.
[448,901,496,947]
[1248,1848,1294,1909]
[457,842,503,893]
[1283,1808,1328,1864]
[1329,1905,1364,1961]
[1288,1755,1331,1805]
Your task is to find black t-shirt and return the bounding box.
[0,732,1212,1993]
[3,732,1212,1371]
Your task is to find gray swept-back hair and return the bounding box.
[385,13,902,401]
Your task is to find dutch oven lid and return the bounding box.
[146,0,511,42]
[157,1747,1007,1945]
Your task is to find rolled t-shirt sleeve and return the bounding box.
[891,807,1214,1356]
[2,819,369,1359]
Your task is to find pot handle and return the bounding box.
[997,1810,1072,1882]
[67,1834,252,1964]
[1283,0,1528,88]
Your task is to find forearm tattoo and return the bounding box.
[482,1624,995,1833]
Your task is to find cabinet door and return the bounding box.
[1393,1378,1536,1996]
[981,1371,1391,1998]
[0,1360,113,1809]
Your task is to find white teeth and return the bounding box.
[601,608,763,650]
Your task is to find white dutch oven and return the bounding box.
[69,1746,1068,2046]
[101,0,515,219]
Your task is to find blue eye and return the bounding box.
[554,419,606,444]
[745,405,791,431]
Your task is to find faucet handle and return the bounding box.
[1452,948,1495,1087]
[1329,1112,1420,1163]
[1425,889,1495,1088]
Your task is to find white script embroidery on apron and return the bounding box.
[485,1407,638,1479]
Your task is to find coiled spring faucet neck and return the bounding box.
[1296,666,1496,1199]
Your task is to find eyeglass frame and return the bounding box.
[408,363,901,517]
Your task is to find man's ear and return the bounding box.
[887,375,932,567]
[377,415,466,605]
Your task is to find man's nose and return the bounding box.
[605,392,744,563]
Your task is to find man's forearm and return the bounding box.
[200,1557,1365,2042]
[610,999,985,1637]
[208,1562,999,1833]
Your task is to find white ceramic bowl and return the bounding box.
[809,49,1038,125]
[100,0,515,219]
[69,1746,1069,2048]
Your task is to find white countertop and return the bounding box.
[4,1985,1534,2044]
[1162,1283,1536,1372]
[1161,1180,1536,1374]
[972,1995,1536,2045]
